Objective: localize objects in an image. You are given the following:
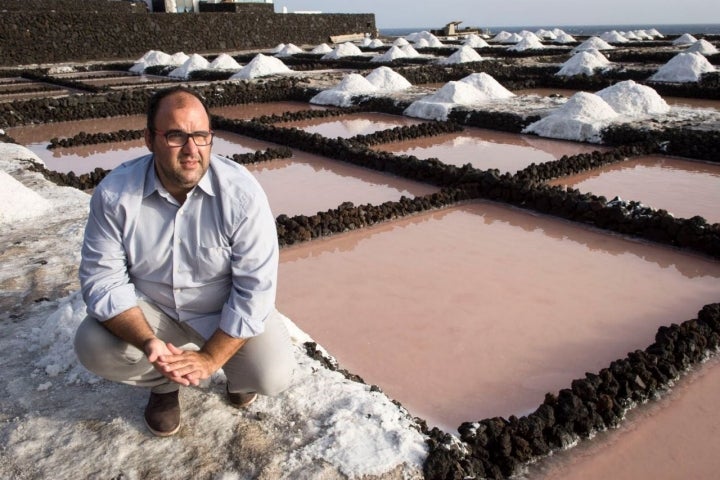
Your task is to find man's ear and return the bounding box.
[144,128,154,152]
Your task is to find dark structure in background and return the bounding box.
[0,0,376,66]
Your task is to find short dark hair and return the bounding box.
[146,86,212,132]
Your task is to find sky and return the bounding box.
[276,0,720,29]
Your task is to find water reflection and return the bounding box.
[278,201,720,431]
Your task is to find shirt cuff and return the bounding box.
[219,302,268,338]
[85,284,138,321]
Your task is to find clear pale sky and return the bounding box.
[275,0,719,29]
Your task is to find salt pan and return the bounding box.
[595,80,670,116]
[649,52,716,83]
[229,54,291,80]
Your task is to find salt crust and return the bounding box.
[650,52,717,83]
[229,53,292,80]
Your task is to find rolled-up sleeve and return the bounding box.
[79,189,137,321]
[219,188,278,338]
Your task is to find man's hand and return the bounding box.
[151,343,218,386]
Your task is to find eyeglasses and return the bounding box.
[153,129,214,147]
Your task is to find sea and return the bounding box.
[379,23,720,37]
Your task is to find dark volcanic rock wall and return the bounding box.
[0,2,375,66]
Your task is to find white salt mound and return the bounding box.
[624,31,641,41]
[595,80,670,116]
[687,39,719,56]
[649,52,716,83]
[556,50,611,76]
[271,43,286,53]
[371,46,407,63]
[553,33,577,44]
[0,171,53,224]
[437,45,482,64]
[276,43,304,57]
[309,73,377,107]
[501,33,523,44]
[369,39,385,48]
[170,52,190,65]
[322,42,363,59]
[508,36,544,51]
[229,54,291,80]
[463,34,489,48]
[169,53,209,79]
[393,38,410,47]
[414,38,430,48]
[403,81,492,121]
[599,31,630,43]
[673,33,698,46]
[365,67,412,91]
[459,73,515,99]
[523,92,619,142]
[129,50,173,73]
[209,53,242,71]
[491,31,513,42]
[311,43,333,54]
[648,28,664,38]
[573,36,615,52]
[400,45,420,57]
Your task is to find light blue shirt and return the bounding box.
[79,153,278,339]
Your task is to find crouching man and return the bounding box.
[74,86,296,436]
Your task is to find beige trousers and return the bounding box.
[74,299,296,395]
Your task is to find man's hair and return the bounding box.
[146,86,212,132]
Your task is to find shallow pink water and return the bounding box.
[246,153,438,217]
[528,354,720,480]
[372,128,607,173]
[549,155,720,224]
[275,112,424,138]
[277,201,720,432]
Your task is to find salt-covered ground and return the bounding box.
[0,145,427,479]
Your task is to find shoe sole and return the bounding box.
[144,417,181,437]
[229,392,258,409]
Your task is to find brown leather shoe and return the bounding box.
[144,390,181,437]
[227,386,258,408]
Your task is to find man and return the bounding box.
[75,86,296,437]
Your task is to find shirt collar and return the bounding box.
[142,155,217,199]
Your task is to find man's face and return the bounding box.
[144,92,212,200]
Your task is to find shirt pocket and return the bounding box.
[195,245,232,283]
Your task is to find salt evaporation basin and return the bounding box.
[277,201,720,432]
[244,152,438,217]
[530,354,720,480]
[273,112,424,139]
[549,155,720,224]
[371,128,606,174]
[650,51,716,83]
